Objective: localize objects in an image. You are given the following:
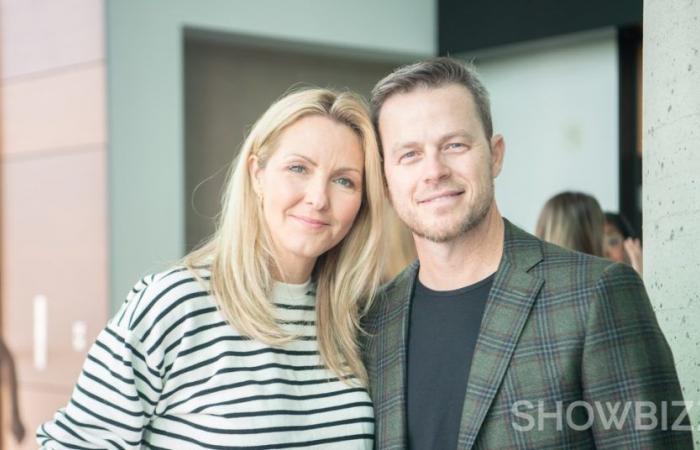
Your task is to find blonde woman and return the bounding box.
[535,191,605,256]
[38,88,385,449]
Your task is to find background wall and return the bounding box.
[0,0,108,448]
[644,0,700,445]
[107,0,437,311]
[459,30,619,232]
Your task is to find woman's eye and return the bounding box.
[288,165,306,174]
[334,177,355,189]
[399,151,417,162]
[607,237,622,246]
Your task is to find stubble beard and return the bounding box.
[392,177,495,244]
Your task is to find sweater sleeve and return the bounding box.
[37,278,164,449]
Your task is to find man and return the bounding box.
[361,58,692,449]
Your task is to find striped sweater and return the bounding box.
[37,267,374,449]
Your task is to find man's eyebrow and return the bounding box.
[390,141,421,156]
[437,130,475,145]
[390,130,476,156]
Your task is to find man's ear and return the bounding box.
[248,154,263,194]
[489,134,505,178]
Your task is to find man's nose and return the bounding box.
[423,151,451,184]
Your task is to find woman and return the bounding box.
[604,212,643,276]
[38,88,385,449]
[535,191,604,257]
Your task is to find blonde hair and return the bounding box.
[184,88,385,384]
[535,191,604,257]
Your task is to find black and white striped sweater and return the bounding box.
[38,267,374,449]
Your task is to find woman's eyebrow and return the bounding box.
[288,153,317,166]
[334,167,362,174]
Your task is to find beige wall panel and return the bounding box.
[1,149,108,388]
[0,0,104,80]
[1,64,106,156]
[2,386,71,450]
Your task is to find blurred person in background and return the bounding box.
[604,211,643,276]
[535,191,604,257]
[0,336,25,443]
[38,88,385,449]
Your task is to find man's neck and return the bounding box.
[414,205,505,291]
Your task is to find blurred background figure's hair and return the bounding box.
[604,211,636,239]
[536,191,604,257]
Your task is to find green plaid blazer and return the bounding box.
[361,219,692,449]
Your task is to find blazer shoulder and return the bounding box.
[537,240,615,279]
[503,219,614,285]
[363,261,417,325]
[528,242,635,314]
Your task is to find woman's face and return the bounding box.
[603,221,627,263]
[250,115,364,276]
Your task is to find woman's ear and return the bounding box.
[248,154,262,195]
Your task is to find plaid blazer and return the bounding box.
[361,219,692,449]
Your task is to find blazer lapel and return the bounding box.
[374,261,417,449]
[457,221,544,449]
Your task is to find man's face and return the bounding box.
[378,84,504,243]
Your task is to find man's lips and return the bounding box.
[290,215,330,227]
[418,190,464,204]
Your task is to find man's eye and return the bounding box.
[334,177,356,189]
[446,142,465,149]
[288,165,306,173]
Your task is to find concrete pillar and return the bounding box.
[644,0,700,445]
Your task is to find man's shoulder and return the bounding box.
[536,239,620,285]
[363,261,417,325]
[531,239,649,322]
[504,220,636,294]
[380,261,418,295]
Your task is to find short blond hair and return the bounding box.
[371,57,493,149]
[185,88,386,384]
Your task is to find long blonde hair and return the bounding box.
[535,191,604,257]
[185,88,385,384]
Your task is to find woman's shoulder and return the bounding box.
[112,265,214,334]
[137,265,211,295]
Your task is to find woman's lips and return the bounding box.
[290,214,329,229]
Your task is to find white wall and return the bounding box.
[106,0,437,310]
[461,30,619,233]
[644,0,700,441]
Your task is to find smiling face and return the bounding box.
[249,114,364,275]
[379,84,504,243]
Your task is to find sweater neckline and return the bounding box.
[271,279,315,306]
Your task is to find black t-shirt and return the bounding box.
[406,273,494,450]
